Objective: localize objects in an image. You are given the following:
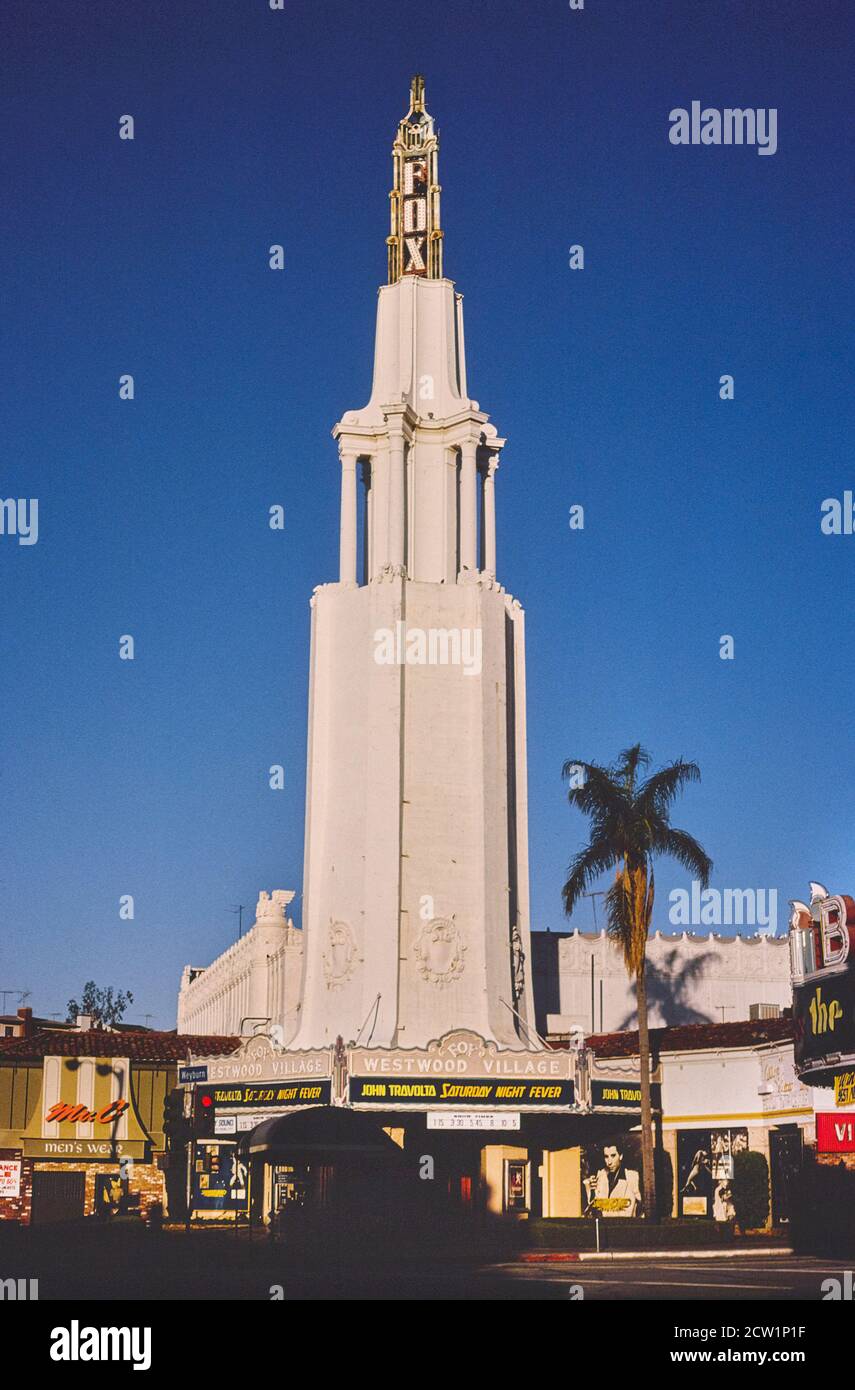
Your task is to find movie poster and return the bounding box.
[677,1128,748,1219]
[582,1134,643,1217]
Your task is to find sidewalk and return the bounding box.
[518,1246,793,1262]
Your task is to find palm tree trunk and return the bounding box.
[635,959,658,1219]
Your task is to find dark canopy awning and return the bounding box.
[238,1105,405,1159]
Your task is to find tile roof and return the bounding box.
[0,1029,241,1063]
[580,1016,794,1059]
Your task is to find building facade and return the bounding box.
[178,891,302,1039]
[586,1018,813,1225]
[0,1025,231,1224]
[533,929,792,1036]
[165,81,822,1235]
[290,74,534,1052]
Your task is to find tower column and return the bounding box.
[484,453,499,578]
[459,438,478,573]
[388,430,406,572]
[339,450,358,584]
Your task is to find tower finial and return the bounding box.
[386,77,443,284]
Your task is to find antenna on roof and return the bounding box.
[583,891,605,929]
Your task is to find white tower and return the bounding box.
[292,78,535,1051]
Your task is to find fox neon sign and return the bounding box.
[402,157,428,274]
[45,1099,130,1125]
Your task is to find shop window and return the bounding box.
[31,1170,85,1224]
[677,1127,748,1219]
[504,1159,529,1214]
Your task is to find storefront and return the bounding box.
[0,1026,237,1224]
[170,1015,849,1229]
[585,1015,816,1225]
[179,1028,591,1222]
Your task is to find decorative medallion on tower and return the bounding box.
[387,75,443,284]
[414,916,466,987]
[510,921,526,1004]
[323,919,358,990]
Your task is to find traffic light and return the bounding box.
[163,1087,190,1146]
[194,1088,215,1139]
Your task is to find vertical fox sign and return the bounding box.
[387,75,443,282]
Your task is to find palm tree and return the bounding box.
[561,744,712,1219]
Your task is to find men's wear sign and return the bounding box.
[24,1138,149,1160]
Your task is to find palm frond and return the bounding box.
[612,744,651,793]
[561,840,619,916]
[637,760,701,818]
[648,824,712,886]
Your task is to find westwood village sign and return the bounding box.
[348,1031,577,1111]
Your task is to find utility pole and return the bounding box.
[583,891,605,929]
[0,989,28,1013]
[229,905,246,939]
[582,893,605,1035]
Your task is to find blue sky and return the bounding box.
[2,0,853,1028]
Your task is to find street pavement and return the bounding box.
[480,1255,854,1300]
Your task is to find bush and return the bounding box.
[789,1157,855,1256]
[732,1149,770,1230]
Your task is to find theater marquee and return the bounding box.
[348,1030,577,1112]
[789,884,855,1086]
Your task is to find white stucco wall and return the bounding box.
[533,929,792,1034]
[177,891,303,1039]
